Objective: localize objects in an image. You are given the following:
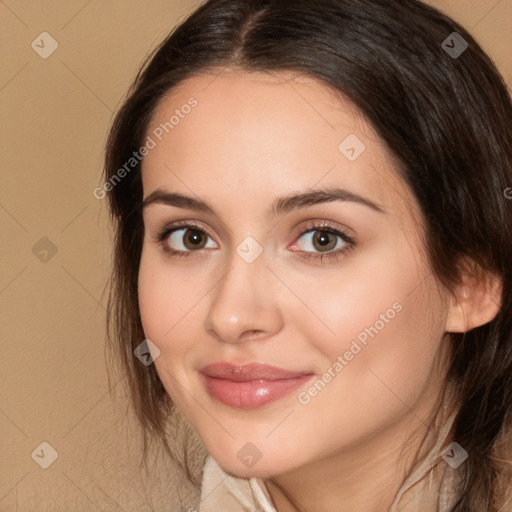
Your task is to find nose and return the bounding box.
[204,250,284,344]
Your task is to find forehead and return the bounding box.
[146,69,372,158]
[141,69,421,227]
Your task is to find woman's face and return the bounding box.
[138,69,452,478]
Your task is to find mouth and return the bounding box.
[199,362,315,409]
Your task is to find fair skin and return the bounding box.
[137,69,501,512]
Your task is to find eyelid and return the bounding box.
[153,219,215,241]
[291,219,355,242]
[153,218,356,261]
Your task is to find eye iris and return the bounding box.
[313,230,337,252]
[174,228,341,252]
[184,229,206,250]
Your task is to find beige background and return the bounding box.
[0,0,510,510]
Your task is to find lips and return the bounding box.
[199,362,315,408]
[200,362,315,380]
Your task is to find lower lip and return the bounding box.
[200,374,314,409]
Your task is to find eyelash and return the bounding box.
[153,220,356,263]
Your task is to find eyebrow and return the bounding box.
[142,186,386,216]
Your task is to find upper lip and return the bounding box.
[199,362,314,382]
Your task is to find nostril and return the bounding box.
[242,330,266,341]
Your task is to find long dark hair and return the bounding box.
[103,0,512,509]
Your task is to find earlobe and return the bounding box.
[444,263,502,333]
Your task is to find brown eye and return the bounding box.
[295,228,349,254]
[289,223,356,263]
[162,226,217,253]
[311,231,338,252]
[182,229,208,250]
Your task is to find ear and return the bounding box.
[445,258,503,333]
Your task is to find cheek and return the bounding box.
[137,249,201,357]
[293,240,415,360]
[303,280,446,432]
[137,249,208,405]
[296,242,443,409]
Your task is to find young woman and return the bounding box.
[102,0,512,510]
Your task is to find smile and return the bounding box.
[199,362,315,409]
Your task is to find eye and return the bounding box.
[156,222,217,257]
[153,219,356,262]
[290,221,356,262]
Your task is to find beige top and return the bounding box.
[198,407,463,512]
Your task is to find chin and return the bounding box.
[208,447,303,480]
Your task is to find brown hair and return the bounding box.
[103,0,512,509]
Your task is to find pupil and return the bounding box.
[186,229,204,248]
[315,231,335,250]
